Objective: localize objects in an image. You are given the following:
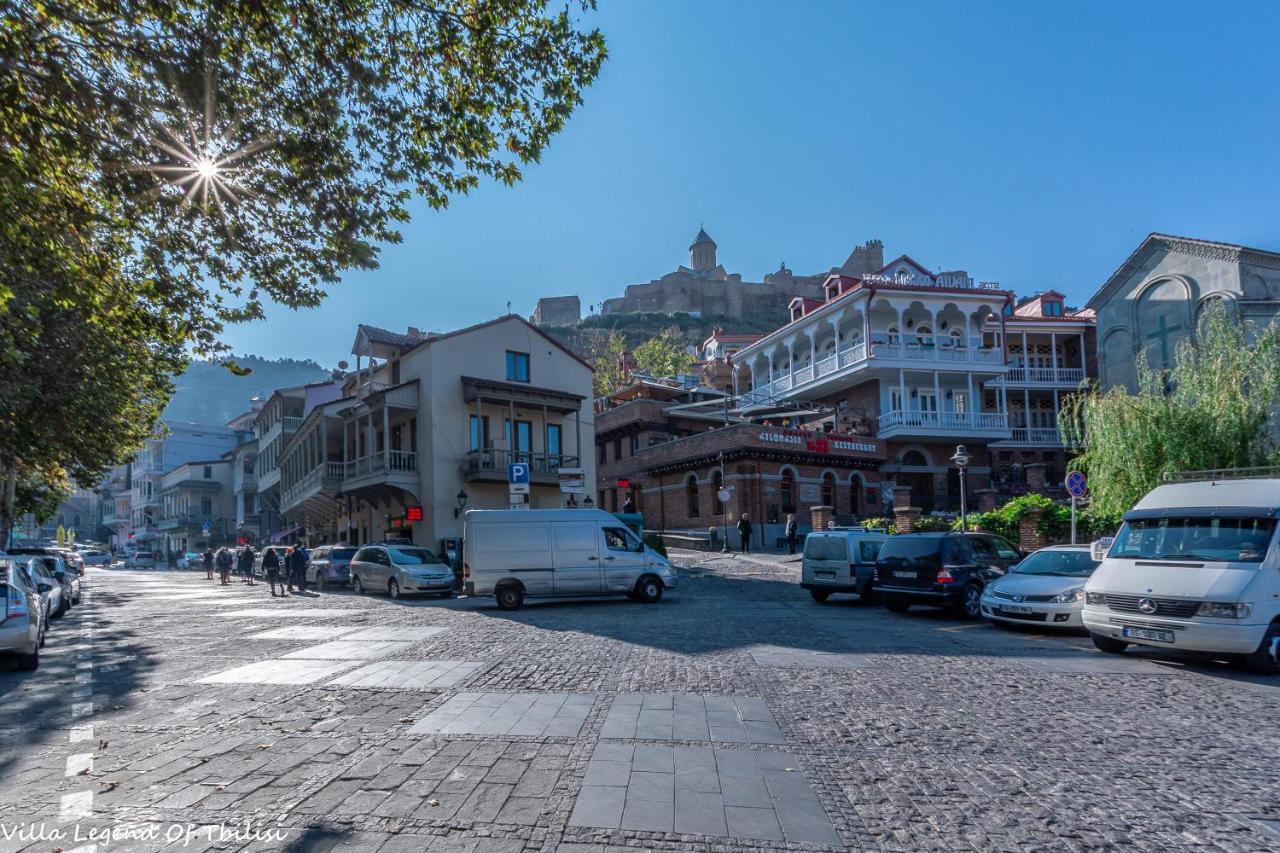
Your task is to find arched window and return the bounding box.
[821,472,835,507]
[780,469,796,512]
[949,327,964,343]
[887,325,900,345]
[916,323,933,345]
[686,475,700,518]
[712,470,724,513]
[902,450,928,467]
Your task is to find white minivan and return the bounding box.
[463,509,678,610]
[1082,473,1280,674]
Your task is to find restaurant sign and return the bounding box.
[758,429,877,455]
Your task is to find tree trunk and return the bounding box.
[0,464,16,550]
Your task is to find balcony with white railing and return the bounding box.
[280,461,346,513]
[465,449,579,485]
[877,409,1011,440]
[991,427,1067,447]
[993,364,1086,387]
[739,334,1007,409]
[340,450,418,495]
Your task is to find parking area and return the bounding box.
[0,553,1277,851]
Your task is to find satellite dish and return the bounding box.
[337,360,349,370]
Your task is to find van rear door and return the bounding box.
[803,535,849,585]
[552,522,603,594]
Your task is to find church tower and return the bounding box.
[689,227,717,272]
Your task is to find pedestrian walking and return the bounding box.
[215,547,233,586]
[287,545,306,593]
[736,513,752,553]
[784,514,798,555]
[234,545,253,586]
[263,546,283,596]
[202,548,215,580]
[621,496,635,514]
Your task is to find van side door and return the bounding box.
[552,522,603,594]
[600,525,647,592]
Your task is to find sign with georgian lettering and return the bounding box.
[757,428,877,455]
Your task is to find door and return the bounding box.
[985,535,1023,569]
[552,522,602,594]
[600,525,648,592]
[505,419,533,464]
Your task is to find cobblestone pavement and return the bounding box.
[1,552,1279,852]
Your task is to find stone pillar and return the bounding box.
[1019,506,1048,552]
[891,485,911,512]
[810,505,833,533]
[975,489,999,512]
[894,506,922,534]
[1025,462,1047,493]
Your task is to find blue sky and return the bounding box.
[224,0,1280,366]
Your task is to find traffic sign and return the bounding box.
[717,487,732,504]
[1065,471,1087,498]
[508,463,529,485]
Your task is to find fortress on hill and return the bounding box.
[530,229,886,326]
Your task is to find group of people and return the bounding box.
[201,544,311,597]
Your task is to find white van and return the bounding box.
[801,529,888,603]
[1082,473,1280,674]
[462,509,678,610]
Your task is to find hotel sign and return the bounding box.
[757,429,878,455]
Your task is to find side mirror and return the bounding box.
[37,582,52,593]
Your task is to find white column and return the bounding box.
[732,364,740,397]
[1050,331,1058,380]
[898,368,906,413]
[1021,330,1029,373]
[383,406,390,466]
[932,370,941,428]
[966,372,974,422]
[1079,332,1087,373]
[809,336,816,367]
[1023,387,1031,437]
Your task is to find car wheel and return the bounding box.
[856,582,876,605]
[809,589,830,603]
[495,584,524,610]
[634,575,663,604]
[1091,633,1129,655]
[314,573,325,592]
[438,591,452,599]
[885,595,910,614]
[953,584,983,619]
[389,579,401,600]
[15,648,38,671]
[351,575,364,595]
[1243,621,1280,675]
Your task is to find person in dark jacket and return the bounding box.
[235,545,254,586]
[736,513,753,553]
[202,549,215,580]
[287,546,307,593]
[262,547,282,596]
[621,496,635,514]
[784,514,798,554]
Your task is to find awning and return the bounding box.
[270,524,305,544]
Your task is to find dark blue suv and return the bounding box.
[875,532,1023,618]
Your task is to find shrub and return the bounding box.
[642,532,668,557]
[911,516,952,532]
[860,517,896,533]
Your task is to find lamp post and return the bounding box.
[454,489,469,519]
[583,495,594,509]
[718,451,731,553]
[951,444,971,532]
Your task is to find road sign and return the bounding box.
[557,467,586,495]
[717,488,732,504]
[508,463,529,485]
[1066,471,1087,498]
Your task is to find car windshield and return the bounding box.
[331,548,357,560]
[388,547,441,565]
[1013,550,1099,577]
[1110,516,1276,563]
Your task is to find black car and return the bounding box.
[875,532,1023,618]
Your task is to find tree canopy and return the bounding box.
[1060,303,1280,525]
[0,0,605,539]
[633,326,694,379]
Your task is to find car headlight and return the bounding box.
[1197,601,1253,619]
[1050,587,1086,604]
[1085,591,1105,605]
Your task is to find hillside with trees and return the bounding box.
[163,355,333,426]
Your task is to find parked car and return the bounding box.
[980,545,1100,628]
[77,548,113,566]
[350,544,455,599]
[54,548,85,573]
[463,509,678,610]
[875,532,1023,618]
[801,528,889,603]
[21,558,66,620]
[7,549,78,606]
[175,551,202,570]
[1083,472,1280,674]
[308,546,356,590]
[1,559,44,670]
[126,551,157,569]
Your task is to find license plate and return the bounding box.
[814,570,836,579]
[1123,626,1175,643]
[996,605,1033,615]
[892,571,915,579]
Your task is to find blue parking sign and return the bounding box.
[508,463,530,485]
[1065,471,1087,498]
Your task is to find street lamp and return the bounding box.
[583,495,594,509]
[718,451,731,553]
[454,489,469,518]
[951,444,971,532]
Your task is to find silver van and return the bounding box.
[801,529,888,603]
[463,509,678,610]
